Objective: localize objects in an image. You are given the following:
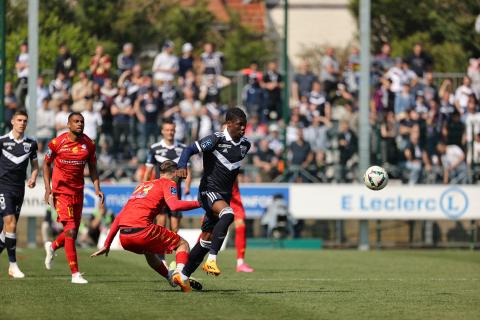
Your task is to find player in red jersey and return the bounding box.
[91,160,200,292]
[43,112,104,284]
[231,179,254,272]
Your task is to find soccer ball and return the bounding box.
[364,166,388,190]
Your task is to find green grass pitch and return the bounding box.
[1,248,479,319]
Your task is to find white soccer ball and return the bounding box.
[364,166,388,190]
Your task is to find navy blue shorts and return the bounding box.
[198,191,231,232]
[0,189,25,219]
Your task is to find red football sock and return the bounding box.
[235,223,246,260]
[176,251,189,265]
[52,232,65,251]
[64,235,79,274]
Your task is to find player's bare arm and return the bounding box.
[43,156,53,204]
[27,159,39,189]
[88,160,104,204]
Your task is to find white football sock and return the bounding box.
[237,258,244,267]
[207,253,217,261]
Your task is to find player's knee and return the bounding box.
[200,238,212,250]
[219,207,234,223]
[178,238,190,252]
[65,229,77,239]
[4,216,17,232]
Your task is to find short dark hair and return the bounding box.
[68,112,84,122]
[162,118,175,129]
[160,160,177,174]
[225,107,247,123]
[13,110,28,119]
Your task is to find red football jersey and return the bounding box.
[45,132,96,195]
[116,177,199,228]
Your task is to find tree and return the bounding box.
[349,0,480,71]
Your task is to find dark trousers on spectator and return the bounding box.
[140,122,159,149]
[112,122,130,157]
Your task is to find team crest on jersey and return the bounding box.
[23,142,31,153]
[170,187,177,195]
[240,145,248,157]
[72,146,78,153]
[201,140,213,149]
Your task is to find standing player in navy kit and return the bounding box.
[177,107,250,276]
[0,111,38,278]
[143,119,192,233]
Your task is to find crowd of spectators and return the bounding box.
[4,41,480,185]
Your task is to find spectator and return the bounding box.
[245,113,268,146]
[439,90,456,123]
[394,83,415,115]
[303,115,330,173]
[372,78,395,116]
[71,70,93,112]
[159,81,180,112]
[321,47,340,97]
[36,97,55,152]
[286,111,303,145]
[253,139,279,182]
[179,87,201,142]
[100,78,118,107]
[406,43,433,77]
[54,44,77,82]
[111,86,134,157]
[288,127,314,182]
[337,121,358,182]
[90,45,112,86]
[473,133,480,165]
[135,86,162,149]
[267,123,284,157]
[422,71,438,104]
[14,42,29,108]
[35,76,50,109]
[425,99,443,156]
[199,74,228,105]
[81,98,103,141]
[48,71,70,110]
[437,141,467,184]
[374,43,394,74]
[443,111,465,148]
[117,42,136,75]
[180,69,199,99]
[404,128,431,184]
[292,61,318,102]
[439,78,455,105]
[242,61,264,118]
[414,93,429,117]
[345,47,360,93]
[308,81,331,122]
[4,82,18,131]
[380,111,399,165]
[467,58,480,99]
[454,76,473,114]
[178,42,194,79]
[263,61,283,121]
[55,101,71,136]
[386,58,417,93]
[197,106,214,139]
[463,96,480,164]
[200,42,224,76]
[152,40,178,85]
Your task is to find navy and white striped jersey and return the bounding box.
[194,128,250,194]
[0,132,38,191]
[146,139,186,177]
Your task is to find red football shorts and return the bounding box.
[54,193,84,231]
[119,224,181,255]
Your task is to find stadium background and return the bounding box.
[2,1,480,253]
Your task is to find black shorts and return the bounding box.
[198,191,231,232]
[0,189,25,219]
[160,182,183,219]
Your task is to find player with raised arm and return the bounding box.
[92,160,201,292]
[43,112,104,284]
[143,119,192,233]
[177,107,250,276]
[0,111,38,278]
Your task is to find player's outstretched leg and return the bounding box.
[171,238,191,292]
[204,206,234,276]
[4,215,24,278]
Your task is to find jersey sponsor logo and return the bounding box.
[72,146,79,153]
[3,142,16,147]
[218,144,232,148]
[59,159,86,165]
[52,139,57,145]
[170,187,177,195]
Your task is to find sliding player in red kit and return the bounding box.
[231,179,254,272]
[43,112,104,284]
[91,160,201,292]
